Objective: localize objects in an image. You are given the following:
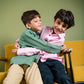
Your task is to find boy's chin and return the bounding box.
[38,28,42,31]
[35,28,41,32]
[55,32,62,34]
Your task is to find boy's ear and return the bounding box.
[26,23,31,29]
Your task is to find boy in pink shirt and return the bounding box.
[13,9,74,84]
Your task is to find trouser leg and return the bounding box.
[38,60,54,84]
[46,59,72,84]
[25,62,43,84]
[3,64,24,84]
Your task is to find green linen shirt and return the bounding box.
[10,28,62,66]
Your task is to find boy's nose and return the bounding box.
[39,21,42,24]
[59,25,63,31]
[59,25,62,29]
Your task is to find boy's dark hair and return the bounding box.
[21,10,40,26]
[54,9,75,29]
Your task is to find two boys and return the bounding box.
[3,9,74,84]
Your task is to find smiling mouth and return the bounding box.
[56,28,60,32]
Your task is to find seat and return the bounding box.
[0,44,15,84]
[0,44,67,84]
[64,41,84,84]
[0,40,84,84]
[0,44,26,84]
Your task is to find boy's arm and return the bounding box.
[19,31,62,54]
[17,47,45,56]
[14,39,42,56]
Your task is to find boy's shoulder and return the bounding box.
[22,28,33,34]
[42,26,53,31]
[40,26,53,35]
[42,26,52,29]
[21,28,32,37]
[37,26,53,35]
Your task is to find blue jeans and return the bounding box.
[38,59,72,84]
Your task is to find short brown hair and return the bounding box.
[21,10,41,26]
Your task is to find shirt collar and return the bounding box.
[26,28,37,35]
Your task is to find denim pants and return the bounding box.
[38,59,72,84]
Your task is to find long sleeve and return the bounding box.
[19,29,62,54]
[17,47,46,56]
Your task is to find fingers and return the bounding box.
[12,49,17,55]
[61,45,66,50]
[15,45,20,49]
[14,42,20,49]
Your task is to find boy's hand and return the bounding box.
[12,41,20,55]
[15,42,20,49]
[12,49,18,55]
[61,44,66,50]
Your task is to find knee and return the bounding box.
[61,75,72,84]
[59,74,71,82]
[9,64,24,74]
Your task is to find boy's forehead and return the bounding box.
[34,15,40,18]
[33,16,40,20]
[56,18,68,25]
[55,18,62,22]
[29,15,41,23]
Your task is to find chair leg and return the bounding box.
[68,52,74,84]
[64,53,68,74]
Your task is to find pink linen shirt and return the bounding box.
[17,26,65,64]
